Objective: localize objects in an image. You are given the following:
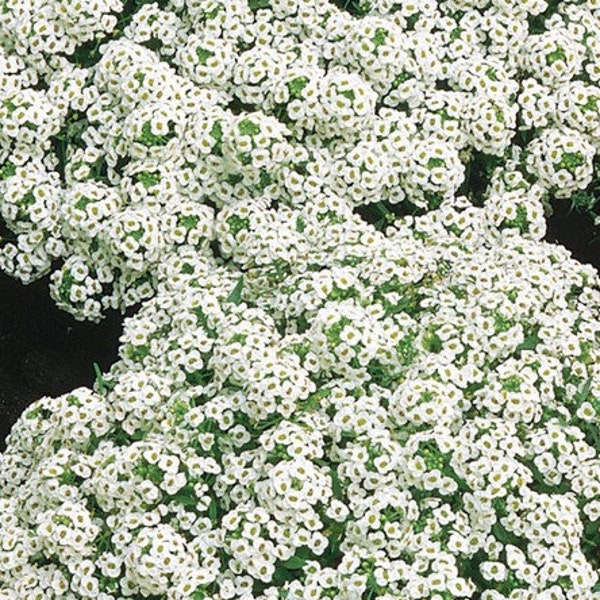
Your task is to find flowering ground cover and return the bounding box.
[0,0,599,598]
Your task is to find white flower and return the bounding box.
[525,127,596,198]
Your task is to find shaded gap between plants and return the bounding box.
[356,201,599,270]
[545,202,600,271]
[0,273,124,451]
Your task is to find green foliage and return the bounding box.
[0,160,16,180]
[248,0,271,10]
[287,76,309,99]
[329,0,369,16]
[227,276,244,305]
[371,28,388,48]
[238,118,260,136]
[226,215,250,235]
[93,363,116,394]
[138,121,173,147]
[196,47,215,65]
[504,204,530,234]
[178,214,200,230]
[135,171,161,189]
[210,121,223,153]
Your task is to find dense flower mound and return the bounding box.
[1,197,599,598]
[0,0,599,320]
[1,0,600,599]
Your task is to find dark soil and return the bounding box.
[0,273,123,451]
[0,210,598,450]
[546,204,600,269]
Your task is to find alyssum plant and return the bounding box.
[0,0,599,321]
[0,0,598,598]
[2,195,599,599]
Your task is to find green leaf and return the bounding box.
[2,98,18,114]
[516,327,540,352]
[271,566,292,586]
[503,203,530,233]
[94,362,116,393]
[181,262,194,275]
[491,523,525,547]
[66,395,82,407]
[248,0,270,9]
[577,377,593,405]
[74,196,93,211]
[279,555,307,569]
[208,498,218,524]
[130,227,144,242]
[502,375,522,392]
[226,173,244,186]
[209,121,223,153]
[295,216,306,233]
[330,467,343,499]
[227,276,244,305]
[584,519,599,538]
[185,369,213,386]
[173,491,198,508]
[124,343,151,362]
[422,329,443,353]
[258,169,272,190]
